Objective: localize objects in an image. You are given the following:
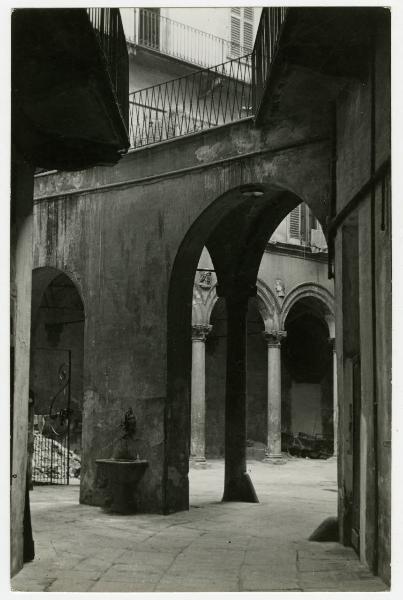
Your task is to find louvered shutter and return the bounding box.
[289,206,301,239]
[243,8,254,52]
[230,8,241,57]
[230,7,254,57]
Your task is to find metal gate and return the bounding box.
[32,349,73,485]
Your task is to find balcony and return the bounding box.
[127,7,288,150]
[127,8,251,69]
[129,53,252,148]
[12,8,130,170]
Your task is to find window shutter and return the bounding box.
[289,206,301,239]
[300,203,307,242]
[230,12,241,57]
[231,7,254,57]
[243,21,253,51]
[244,7,254,21]
[243,7,254,51]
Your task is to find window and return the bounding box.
[230,7,254,57]
[288,204,309,244]
[289,206,301,239]
[138,8,160,49]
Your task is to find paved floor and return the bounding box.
[11,457,388,592]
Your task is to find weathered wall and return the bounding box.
[335,11,390,584]
[33,117,331,514]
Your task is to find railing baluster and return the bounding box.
[132,8,250,69]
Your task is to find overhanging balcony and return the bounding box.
[127,7,288,150]
[12,8,130,170]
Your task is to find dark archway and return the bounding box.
[30,268,85,485]
[282,296,334,456]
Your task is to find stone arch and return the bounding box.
[166,181,309,512]
[256,278,281,332]
[280,283,334,334]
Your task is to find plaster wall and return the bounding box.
[258,250,332,301]
[334,13,390,583]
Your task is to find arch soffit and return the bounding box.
[31,266,86,321]
[280,283,334,332]
[256,278,281,331]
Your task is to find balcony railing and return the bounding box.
[128,7,288,150]
[129,54,252,148]
[129,8,251,69]
[252,7,288,117]
[87,8,129,127]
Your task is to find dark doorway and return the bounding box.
[30,271,84,486]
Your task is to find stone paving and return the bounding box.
[11,457,388,592]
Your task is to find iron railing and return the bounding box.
[128,7,288,149]
[87,8,129,127]
[252,7,288,116]
[129,54,252,148]
[128,8,251,69]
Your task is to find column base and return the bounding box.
[263,453,287,465]
[189,456,208,469]
[222,472,259,503]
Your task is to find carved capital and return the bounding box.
[198,270,214,289]
[192,324,212,342]
[263,330,287,347]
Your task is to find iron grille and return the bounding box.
[252,7,288,117]
[129,53,253,148]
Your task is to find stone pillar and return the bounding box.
[10,152,35,575]
[329,337,338,456]
[263,331,287,463]
[190,324,212,466]
[222,293,258,503]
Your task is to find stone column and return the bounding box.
[263,331,287,463]
[190,324,212,466]
[329,337,338,455]
[222,293,258,503]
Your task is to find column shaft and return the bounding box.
[264,331,286,463]
[222,296,258,502]
[267,343,282,457]
[190,325,211,464]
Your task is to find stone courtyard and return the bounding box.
[11,458,387,593]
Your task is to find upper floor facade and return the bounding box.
[121,6,262,74]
